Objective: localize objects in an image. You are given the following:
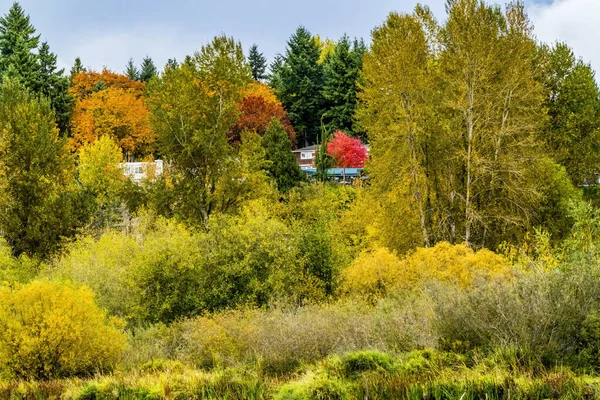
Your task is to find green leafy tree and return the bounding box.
[321,35,366,134]
[262,118,304,192]
[277,26,324,146]
[539,42,600,187]
[125,57,140,81]
[37,41,72,133]
[147,35,252,226]
[77,135,127,231]
[358,1,568,251]
[248,43,267,81]
[0,78,85,258]
[139,55,157,82]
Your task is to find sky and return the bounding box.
[5,0,598,75]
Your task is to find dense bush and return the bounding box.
[0,281,127,380]
[342,242,512,298]
[432,263,600,368]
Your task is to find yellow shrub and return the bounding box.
[403,242,512,287]
[342,242,512,297]
[0,281,127,380]
[341,247,403,298]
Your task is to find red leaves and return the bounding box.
[327,131,367,168]
[229,82,296,145]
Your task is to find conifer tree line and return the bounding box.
[0,0,598,260]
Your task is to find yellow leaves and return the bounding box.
[0,281,127,380]
[77,135,125,203]
[341,242,513,299]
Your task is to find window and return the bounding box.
[300,152,314,160]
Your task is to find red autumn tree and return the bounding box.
[327,131,368,168]
[230,82,296,145]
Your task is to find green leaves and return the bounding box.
[146,35,252,226]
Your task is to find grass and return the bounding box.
[3,350,600,399]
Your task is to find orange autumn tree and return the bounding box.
[69,68,155,160]
[229,82,296,145]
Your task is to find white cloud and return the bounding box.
[529,0,600,73]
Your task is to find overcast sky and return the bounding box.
[5,0,598,75]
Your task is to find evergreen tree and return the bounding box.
[125,57,140,81]
[0,2,40,88]
[37,41,72,133]
[262,119,304,192]
[268,52,284,91]
[248,44,267,81]
[70,57,85,79]
[322,35,366,134]
[277,26,325,146]
[0,2,39,75]
[165,58,178,71]
[139,56,157,83]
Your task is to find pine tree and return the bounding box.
[37,41,72,133]
[268,53,284,91]
[248,44,267,81]
[0,2,40,87]
[277,26,325,146]
[262,119,304,192]
[321,35,366,134]
[165,58,178,71]
[125,58,140,81]
[139,56,157,83]
[70,57,85,79]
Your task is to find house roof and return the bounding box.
[292,145,320,153]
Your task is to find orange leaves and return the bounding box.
[70,68,146,100]
[229,82,296,145]
[69,69,155,160]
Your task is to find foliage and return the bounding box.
[69,70,155,159]
[124,57,140,81]
[342,242,512,299]
[77,136,127,230]
[321,36,366,135]
[0,281,126,380]
[327,131,367,168]
[230,81,296,144]
[262,119,304,192]
[248,43,267,81]
[139,56,157,83]
[357,2,571,250]
[147,34,252,226]
[0,2,40,88]
[275,26,324,146]
[70,57,86,79]
[539,42,600,187]
[0,78,85,258]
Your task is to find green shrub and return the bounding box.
[275,372,355,400]
[0,281,127,380]
[339,351,395,377]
